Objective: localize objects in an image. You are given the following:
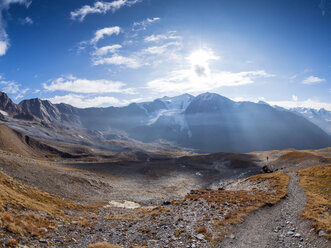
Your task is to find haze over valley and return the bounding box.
[0,0,330,247]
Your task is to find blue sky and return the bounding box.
[0,0,330,109]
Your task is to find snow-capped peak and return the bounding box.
[159,93,194,111]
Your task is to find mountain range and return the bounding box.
[0,91,330,153]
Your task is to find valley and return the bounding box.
[0,121,329,247]
[1,1,330,247]
[0,92,330,247]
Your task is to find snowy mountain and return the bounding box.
[131,93,331,152]
[159,93,194,111]
[1,91,330,153]
[290,107,331,135]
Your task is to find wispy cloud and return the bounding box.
[302,76,325,84]
[292,95,298,101]
[132,17,160,31]
[92,44,122,56]
[43,75,134,94]
[0,80,20,94]
[91,26,120,44]
[71,0,141,22]
[144,31,180,43]
[92,54,141,68]
[143,41,181,55]
[0,78,29,99]
[146,48,273,94]
[319,0,331,16]
[0,0,31,56]
[268,98,331,111]
[46,94,130,108]
[20,16,33,25]
[147,69,273,94]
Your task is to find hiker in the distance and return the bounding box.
[267,156,269,162]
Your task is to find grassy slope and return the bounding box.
[298,164,331,239]
[0,170,95,242]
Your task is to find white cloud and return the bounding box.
[132,17,160,31]
[0,80,20,93]
[144,32,180,43]
[43,75,134,94]
[292,95,298,101]
[0,40,8,56]
[0,79,29,98]
[268,99,331,111]
[46,94,129,108]
[92,26,120,44]
[302,76,325,84]
[147,69,273,94]
[145,48,273,94]
[93,54,141,68]
[143,41,181,55]
[0,0,31,56]
[21,16,33,25]
[71,0,141,22]
[92,44,122,56]
[289,74,297,80]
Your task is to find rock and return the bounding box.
[294,233,301,238]
[196,234,205,240]
[39,239,48,244]
[54,238,62,243]
[261,165,273,173]
[287,231,294,235]
[230,234,235,239]
[318,230,327,237]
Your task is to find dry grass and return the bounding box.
[185,172,289,243]
[0,212,56,236]
[297,164,331,239]
[275,151,327,164]
[88,242,122,248]
[104,214,142,222]
[0,171,93,214]
[0,171,96,238]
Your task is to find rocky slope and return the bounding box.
[0,146,329,247]
[290,107,331,135]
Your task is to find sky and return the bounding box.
[0,0,331,110]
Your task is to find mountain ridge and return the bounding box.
[0,91,330,153]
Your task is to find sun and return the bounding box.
[187,49,219,77]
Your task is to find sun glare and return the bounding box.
[187,49,219,66]
[187,49,219,77]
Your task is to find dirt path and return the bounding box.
[221,172,330,248]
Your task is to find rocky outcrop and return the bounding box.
[0,92,21,115]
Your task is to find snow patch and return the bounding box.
[0,110,8,116]
[159,94,194,110]
[106,200,141,209]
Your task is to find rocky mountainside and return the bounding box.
[290,107,331,135]
[131,93,331,152]
[0,92,21,115]
[0,91,330,153]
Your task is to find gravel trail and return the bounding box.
[221,172,330,248]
